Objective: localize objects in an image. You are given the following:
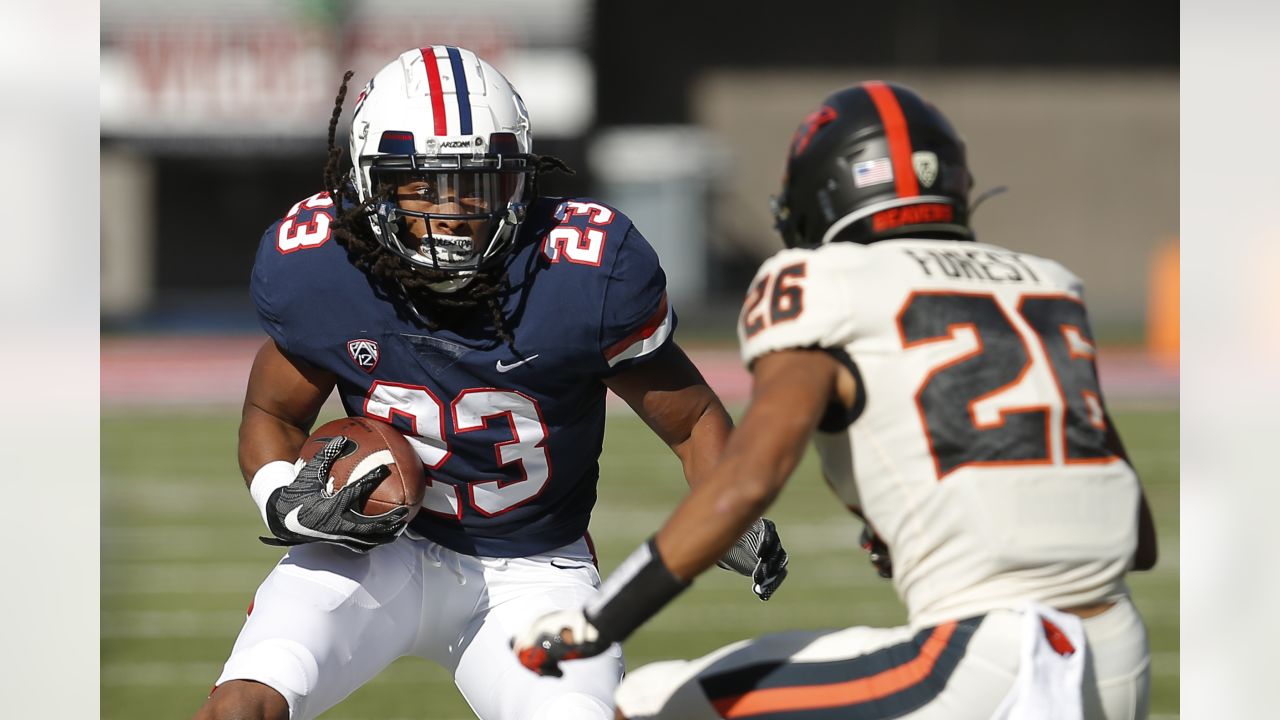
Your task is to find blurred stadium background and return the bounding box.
[101,1,1178,718]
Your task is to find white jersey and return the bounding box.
[739,238,1139,628]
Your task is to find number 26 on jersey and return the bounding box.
[742,262,807,336]
[899,291,1118,480]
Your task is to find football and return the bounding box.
[300,416,426,520]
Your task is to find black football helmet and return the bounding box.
[772,82,974,248]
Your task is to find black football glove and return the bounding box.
[716,517,790,601]
[860,525,893,579]
[259,436,410,553]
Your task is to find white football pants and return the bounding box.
[214,532,622,720]
[615,595,1150,720]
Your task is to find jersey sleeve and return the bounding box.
[597,223,676,374]
[738,248,857,368]
[248,191,339,355]
[250,219,291,352]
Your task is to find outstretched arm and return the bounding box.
[606,343,790,601]
[651,349,840,580]
[514,348,849,676]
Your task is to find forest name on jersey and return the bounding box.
[901,247,1041,284]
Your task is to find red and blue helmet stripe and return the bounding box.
[419,46,474,137]
[445,46,473,136]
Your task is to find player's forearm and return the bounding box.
[579,452,784,648]
[655,460,782,581]
[670,396,734,488]
[581,351,829,648]
[238,405,311,486]
[657,352,833,579]
[579,423,796,647]
[656,399,811,580]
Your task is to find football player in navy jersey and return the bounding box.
[194,47,789,720]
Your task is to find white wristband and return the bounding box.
[249,460,301,529]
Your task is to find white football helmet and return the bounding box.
[349,46,535,292]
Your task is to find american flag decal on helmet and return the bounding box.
[347,339,380,373]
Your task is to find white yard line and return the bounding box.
[102,562,273,595]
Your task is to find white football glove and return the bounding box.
[512,609,607,677]
[716,517,790,600]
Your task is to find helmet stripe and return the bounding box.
[420,47,448,136]
[864,82,919,198]
[445,46,474,136]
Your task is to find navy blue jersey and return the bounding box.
[251,192,676,557]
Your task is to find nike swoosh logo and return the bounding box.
[496,354,540,373]
[550,559,587,570]
[284,506,352,542]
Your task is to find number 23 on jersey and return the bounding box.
[541,201,614,266]
[364,381,551,519]
[276,192,334,253]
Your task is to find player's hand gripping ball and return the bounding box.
[299,417,427,518]
[260,417,427,553]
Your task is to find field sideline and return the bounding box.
[102,407,1178,719]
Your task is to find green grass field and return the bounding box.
[102,407,1178,719]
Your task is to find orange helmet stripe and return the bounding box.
[865,81,920,198]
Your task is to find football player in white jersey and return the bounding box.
[514,81,1157,720]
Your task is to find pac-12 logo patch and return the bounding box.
[912,151,939,188]
[347,339,380,373]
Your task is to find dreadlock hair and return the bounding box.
[319,71,575,350]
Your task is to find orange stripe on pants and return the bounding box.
[711,622,958,718]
